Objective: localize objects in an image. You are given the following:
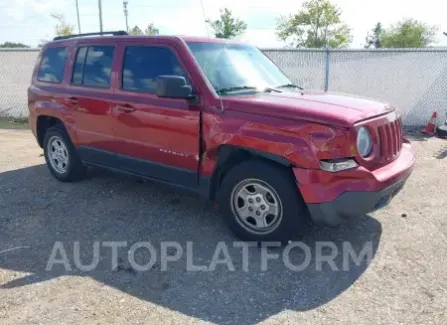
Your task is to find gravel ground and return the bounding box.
[0,127,446,325]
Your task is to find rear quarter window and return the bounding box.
[37,47,68,83]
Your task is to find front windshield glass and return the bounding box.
[186,42,292,94]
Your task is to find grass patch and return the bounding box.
[0,119,29,129]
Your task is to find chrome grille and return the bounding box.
[378,117,403,161]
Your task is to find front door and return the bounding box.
[110,42,201,188]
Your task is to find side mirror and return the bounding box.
[155,75,193,99]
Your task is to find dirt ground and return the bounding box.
[0,127,446,325]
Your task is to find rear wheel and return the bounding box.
[43,125,85,182]
[218,160,309,242]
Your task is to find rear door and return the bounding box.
[65,42,117,155]
[110,40,201,187]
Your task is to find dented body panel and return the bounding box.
[28,35,416,226]
[200,108,352,176]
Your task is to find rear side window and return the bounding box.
[122,46,188,93]
[72,47,87,85]
[71,46,115,88]
[37,47,67,83]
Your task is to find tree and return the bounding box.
[38,39,49,48]
[129,24,159,35]
[275,0,352,48]
[364,22,382,48]
[144,23,159,35]
[129,25,143,35]
[0,42,30,48]
[207,8,247,39]
[50,13,74,37]
[380,18,438,48]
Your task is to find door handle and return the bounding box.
[117,104,136,113]
[68,96,79,104]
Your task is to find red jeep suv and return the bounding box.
[28,31,415,241]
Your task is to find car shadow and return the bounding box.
[434,144,447,159]
[0,165,382,325]
[403,127,431,142]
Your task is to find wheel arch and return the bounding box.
[36,115,65,148]
[208,144,294,200]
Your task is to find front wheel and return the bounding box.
[218,160,310,242]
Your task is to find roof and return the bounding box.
[177,36,246,44]
[48,32,246,46]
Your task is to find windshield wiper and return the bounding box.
[216,86,258,95]
[263,87,282,93]
[276,83,304,90]
[216,85,284,95]
[216,85,286,95]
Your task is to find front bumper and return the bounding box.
[306,175,408,225]
[294,142,415,226]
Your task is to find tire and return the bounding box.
[218,160,310,242]
[43,125,85,182]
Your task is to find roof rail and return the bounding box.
[53,31,128,41]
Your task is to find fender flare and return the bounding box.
[206,145,293,200]
[217,145,291,167]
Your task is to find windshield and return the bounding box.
[186,42,292,95]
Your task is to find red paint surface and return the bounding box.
[293,142,415,203]
[28,35,415,204]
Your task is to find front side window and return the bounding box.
[122,46,188,93]
[37,47,67,83]
[186,42,291,95]
[71,46,115,88]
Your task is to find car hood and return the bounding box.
[222,90,395,127]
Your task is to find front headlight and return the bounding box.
[357,127,372,157]
[320,159,358,172]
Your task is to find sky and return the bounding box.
[1,0,446,48]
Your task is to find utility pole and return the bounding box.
[200,0,209,37]
[98,0,103,33]
[123,1,129,32]
[75,0,81,33]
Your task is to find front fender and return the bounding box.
[200,110,352,176]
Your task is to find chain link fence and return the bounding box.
[1,48,447,126]
[0,49,40,120]
[264,48,447,126]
